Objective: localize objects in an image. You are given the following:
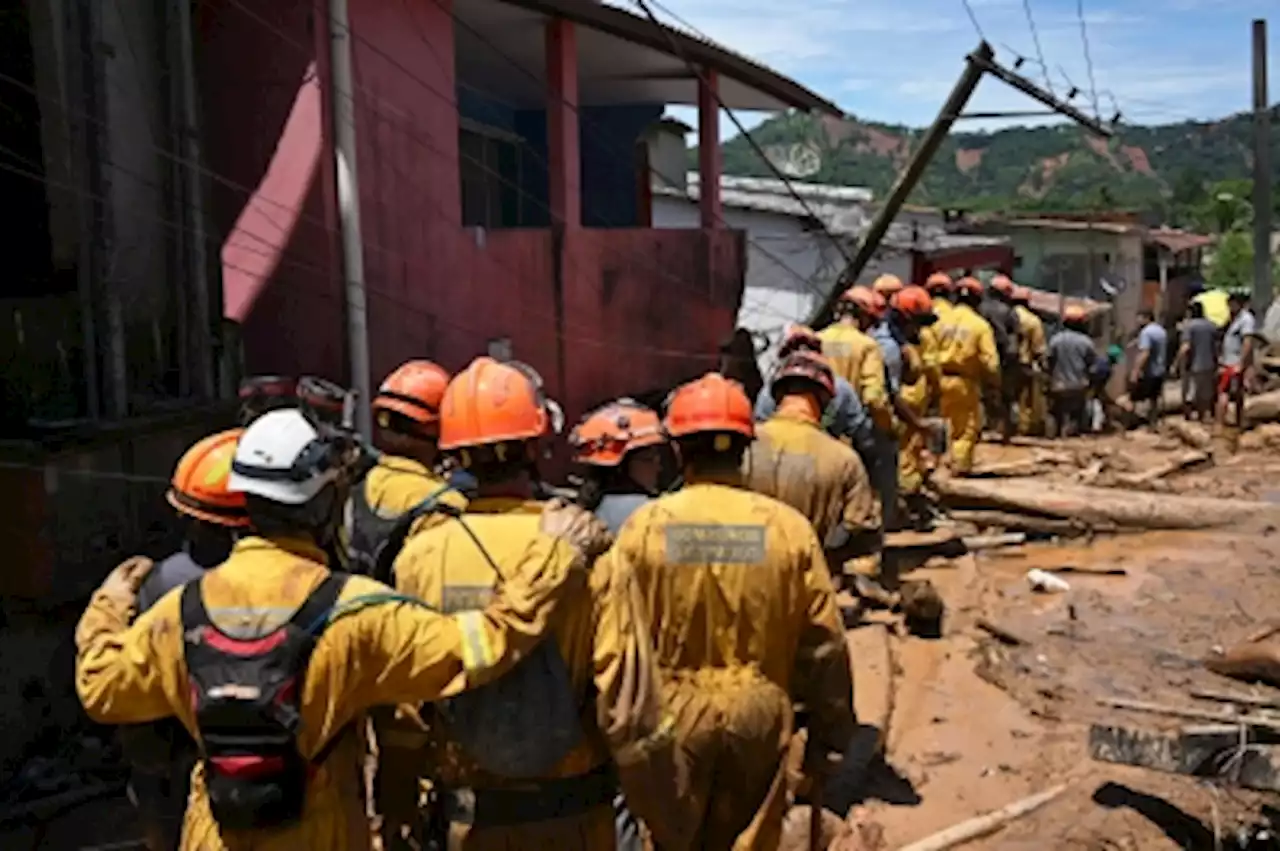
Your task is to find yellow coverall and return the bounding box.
[897,342,938,494]
[75,535,578,851]
[384,498,682,851]
[1014,305,1047,436]
[341,456,468,558]
[605,475,856,850]
[932,303,1000,473]
[819,324,893,433]
[741,412,880,547]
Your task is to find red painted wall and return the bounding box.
[197,0,745,479]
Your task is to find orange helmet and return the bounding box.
[438,357,551,451]
[373,360,450,432]
[664,372,754,440]
[771,351,836,400]
[891,285,937,324]
[1012,286,1032,305]
[167,429,250,528]
[843,285,887,320]
[778,324,823,357]
[872,274,904,298]
[956,276,984,297]
[569,399,664,467]
[991,274,1016,297]
[925,272,953,294]
[1063,305,1088,324]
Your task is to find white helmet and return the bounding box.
[227,409,342,505]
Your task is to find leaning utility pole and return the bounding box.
[328,0,373,438]
[1252,19,1272,313]
[809,41,1115,327]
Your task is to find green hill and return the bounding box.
[709,108,1280,222]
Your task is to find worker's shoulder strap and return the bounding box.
[179,573,348,636]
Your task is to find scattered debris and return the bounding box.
[946,509,1113,538]
[1053,564,1128,576]
[1116,450,1213,487]
[1027,569,1071,593]
[899,580,945,637]
[976,618,1033,647]
[1096,696,1280,732]
[896,783,1070,851]
[960,532,1026,551]
[1089,723,1280,793]
[1161,419,1213,449]
[1205,640,1280,689]
[1190,687,1280,710]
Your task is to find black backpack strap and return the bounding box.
[288,573,349,635]
[179,579,209,632]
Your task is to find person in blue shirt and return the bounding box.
[569,398,668,535]
[1129,310,1168,427]
[755,325,875,457]
[868,312,907,531]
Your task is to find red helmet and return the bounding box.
[373,360,450,433]
[439,357,550,450]
[956,276,984,297]
[771,351,836,401]
[168,429,250,528]
[569,400,665,467]
[1011,286,1032,305]
[842,285,887,320]
[664,373,754,440]
[1063,305,1089,324]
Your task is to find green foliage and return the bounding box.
[710,106,1280,217]
[1208,230,1254,291]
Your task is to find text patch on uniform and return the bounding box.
[441,584,494,613]
[665,524,767,564]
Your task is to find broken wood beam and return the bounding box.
[946,509,1114,538]
[969,459,1050,478]
[1190,688,1280,711]
[937,477,1280,531]
[897,783,1070,851]
[977,618,1032,646]
[1245,388,1280,426]
[1089,723,1280,792]
[1096,696,1280,732]
[961,532,1027,551]
[1161,418,1213,449]
[1115,450,1211,487]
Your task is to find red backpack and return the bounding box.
[181,573,346,830]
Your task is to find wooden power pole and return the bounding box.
[809,41,1115,327]
[1253,19,1272,313]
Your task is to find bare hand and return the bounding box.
[540,498,613,562]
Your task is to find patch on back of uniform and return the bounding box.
[665,524,766,564]
[441,584,494,613]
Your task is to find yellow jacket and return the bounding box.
[387,498,680,846]
[899,341,936,414]
[741,413,880,547]
[1015,305,1047,365]
[76,535,578,851]
[605,475,855,757]
[364,455,467,517]
[818,324,893,432]
[933,302,1001,387]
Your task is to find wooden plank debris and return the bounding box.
[897,784,1070,851]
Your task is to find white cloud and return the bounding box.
[634,0,1279,138]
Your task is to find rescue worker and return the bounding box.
[1047,305,1100,437]
[121,429,250,851]
[888,287,942,525]
[872,273,904,300]
[75,407,587,851]
[344,360,467,577]
[925,272,955,322]
[981,275,1023,441]
[743,350,881,569]
[1012,287,1047,436]
[754,325,875,459]
[569,398,667,534]
[385,357,684,851]
[932,276,1000,473]
[603,372,855,850]
[818,287,894,524]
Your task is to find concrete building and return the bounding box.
[0,0,838,781]
[653,171,1012,371]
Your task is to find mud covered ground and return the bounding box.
[830,432,1280,850]
[10,430,1280,850]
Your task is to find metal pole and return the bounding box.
[809,42,992,326]
[174,0,215,399]
[328,0,373,438]
[1252,19,1272,313]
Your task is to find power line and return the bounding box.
[1020,0,1054,95]
[960,0,986,41]
[1075,0,1101,118]
[629,0,855,274]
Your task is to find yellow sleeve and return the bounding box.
[977,323,1001,384]
[859,344,894,432]
[322,538,584,719]
[1032,321,1047,358]
[792,525,856,757]
[76,587,189,726]
[839,453,881,535]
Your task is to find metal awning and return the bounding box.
[454,0,842,113]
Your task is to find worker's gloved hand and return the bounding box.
[539,497,613,563]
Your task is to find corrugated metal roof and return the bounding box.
[1002,218,1140,235]
[1146,228,1214,254]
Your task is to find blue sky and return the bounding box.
[624,0,1280,138]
